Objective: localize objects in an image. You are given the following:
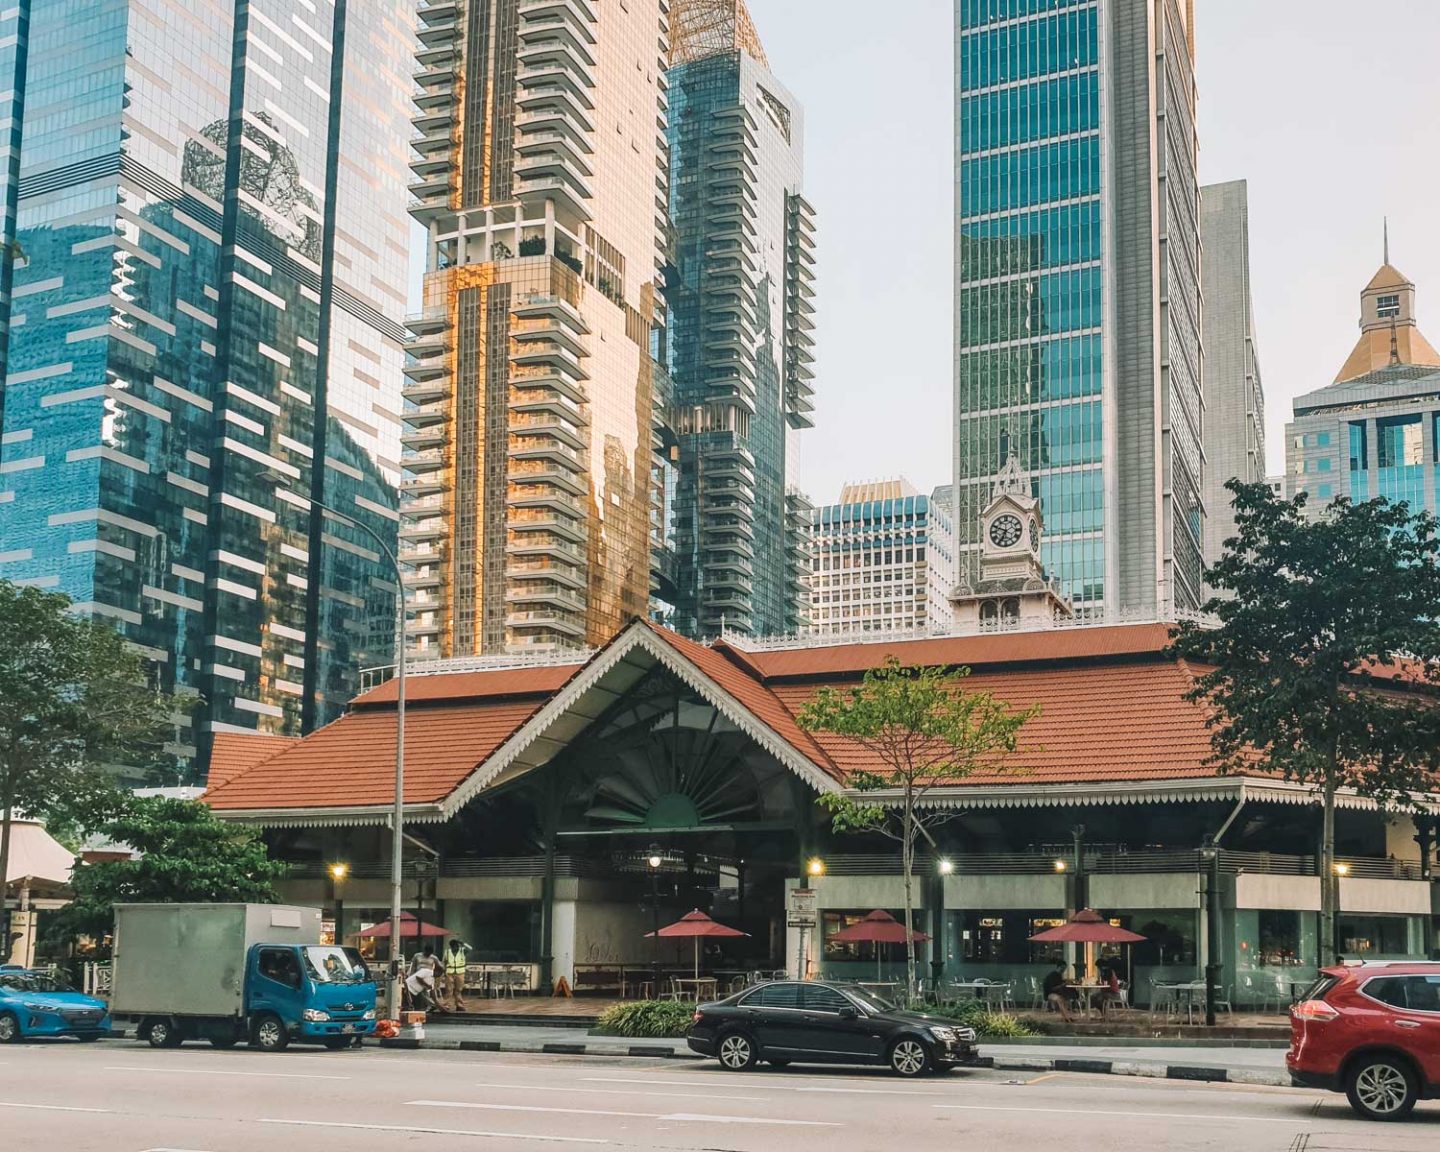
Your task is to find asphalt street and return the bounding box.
[1,1039,1436,1152]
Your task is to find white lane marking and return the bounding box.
[410,1100,839,1127]
[583,1075,949,1098]
[934,1104,1307,1124]
[260,1118,607,1143]
[104,1065,348,1081]
[0,1101,112,1114]
[468,1081,764,1103]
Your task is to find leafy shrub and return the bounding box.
[926,999,1037,1037]
[594,1000,694,1038]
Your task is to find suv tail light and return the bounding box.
[1292,999,1340,1021]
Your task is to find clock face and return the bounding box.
[1028,520,1040,551]
[988,514,1023,549]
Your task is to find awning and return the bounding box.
[3,819,76,889]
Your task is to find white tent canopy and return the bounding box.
[4,818,76,888]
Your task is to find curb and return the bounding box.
[990,1055,1290,1088]
[377,1037,1292,1086]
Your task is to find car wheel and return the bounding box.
[889,1037,931,1078]
[0,1012,20,1044]
[147,1019,183,1049]
[1346,1055,1418,1121]
[716,1030,757,1072]
[252,1014,289,1053]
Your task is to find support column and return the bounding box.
[538,768,560,995]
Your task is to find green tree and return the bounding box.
[0,580,186,951]
[797,659,1038,998]
[53,796,288,944]
[1171,480,1440,964]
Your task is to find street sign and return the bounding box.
[787,886,817,928]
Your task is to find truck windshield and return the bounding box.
[303,947,370,984]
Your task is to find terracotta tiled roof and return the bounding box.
[723,622,1176,681]
[204,700,547,811]
[769,658,1215,786]
[645,621,839,777]
[352,663,583,707]
[207,733,300,791]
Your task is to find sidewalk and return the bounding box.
[388,1022,1294,1088]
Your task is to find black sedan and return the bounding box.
[687,980,979,1077]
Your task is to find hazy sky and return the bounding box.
[748,0,1440,502]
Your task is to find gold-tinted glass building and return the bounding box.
[404,0,671,657]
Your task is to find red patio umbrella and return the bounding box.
[645,909,748,979]
[1029,909,1145,983]
[830,909,931,981]
[353,912,449,961]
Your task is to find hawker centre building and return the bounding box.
[206,615,1440,1008]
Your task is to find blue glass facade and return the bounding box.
[955,0,1105,606]
[0,0,413,777]
[665,43,814,639]
[955,0,1203,613]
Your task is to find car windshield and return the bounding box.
[0,972,74,994]
[844,987,896,1013]
[303,946,370,984]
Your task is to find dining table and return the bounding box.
[1154,980,1209,1023]
[944,980,991,1000]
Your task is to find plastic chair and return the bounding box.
[1214,984,1234,1016]
[1028,975,1044,1010]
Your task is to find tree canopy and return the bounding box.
[1170,480,1440,959]
[52,796,287,945]
[798,658,1037,995]
[1,579,189,943]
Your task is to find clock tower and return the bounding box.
[951,451,1072,630]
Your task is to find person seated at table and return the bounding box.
[1095,964,1125,1016]
[1042,960,1076,1022]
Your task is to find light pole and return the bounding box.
[329,862,349,946]
[932,859,953,992]
[647,847,663,998]
[1199,840,1221,1027]
[263,471,406,1019]
[801,857,824,980]
[1333,862,1350,962]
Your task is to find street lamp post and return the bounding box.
[328,862,349,945]
[1199,840,1221,1027]
[647,847,663,998]
[932,859,953,992]
[263,472,406,1019]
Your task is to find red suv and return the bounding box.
[1287,962,1440,1121]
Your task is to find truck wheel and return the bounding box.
[251,1014,289,1052]
[147,1019,183,1049]
[0,1012,20,1044]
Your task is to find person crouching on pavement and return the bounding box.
[443,938,471,1013]
[404,963,437,1013]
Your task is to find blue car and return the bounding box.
[0,968,111,1043]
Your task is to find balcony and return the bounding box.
[402,377,449,405]
[402,449,446,475]
[513,316,587,358]
[515,105,593,147]
[517,27,597,69]
[510,388,585,426]
[399,517,448,543]
[511,339,589,381]
[400,473,448,500]
[514,146,594,190]
[514,174,592,223]
[518,0,598,29]
[506,584,587,613]
[508,484,584,516]
[400,425,447,452]
[510,436,583,472]
[508,509,586,544]
[512,368,587,406]
[402,566,444,591]
[513,292,589,329]
[507,459,586,497]
[511,414,585,452]
[403,402,448,429]
[506,609,586,639]
[505,534,586,564]
[506,559,586,590]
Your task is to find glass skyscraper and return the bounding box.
[402,0,670,658]
[665,0,816,639]
[953,0,1203,614]
[0,0,415,777]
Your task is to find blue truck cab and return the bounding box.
[243,943,377,1051]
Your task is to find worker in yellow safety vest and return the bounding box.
[443,938,471,1012]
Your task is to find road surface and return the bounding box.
[1,1038,1435,1151]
